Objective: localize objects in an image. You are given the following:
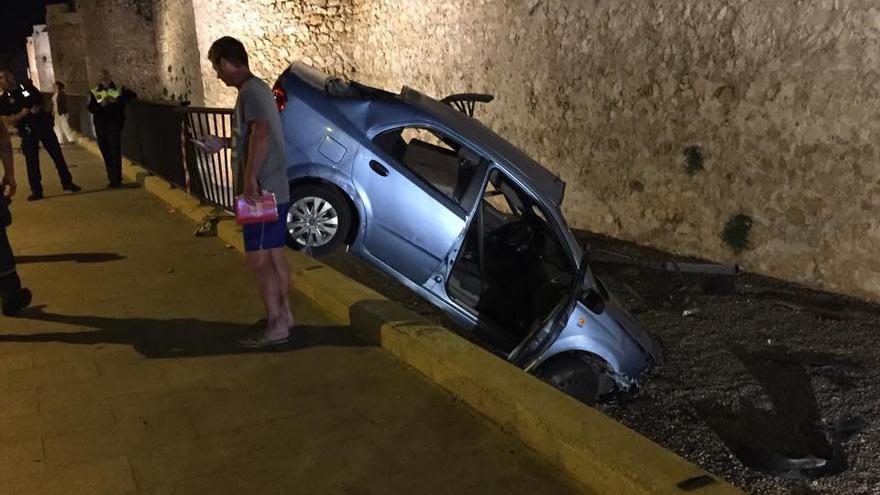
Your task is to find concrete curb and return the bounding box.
[77,136,743,495]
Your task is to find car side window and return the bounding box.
[373,127,484,205]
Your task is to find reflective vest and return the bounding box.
[92,86,121,102]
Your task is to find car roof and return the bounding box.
[287,63,567,207]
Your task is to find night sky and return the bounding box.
[0,1,47,51]
[0,0,70,75]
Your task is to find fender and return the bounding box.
[532,303,649,387]
[287,161,369,249]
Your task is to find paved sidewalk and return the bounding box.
[0,144,583,495]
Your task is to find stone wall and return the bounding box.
[30,25,56,91]
[74,0,163,97]
[45,6,89,94]
[25,37,39,89]
[155,0,204,103]
[190,0,353,108]
[335,0,880,301]
[51,1,202,100]
[47,0,880,301]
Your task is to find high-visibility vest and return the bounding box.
[92,86,121,102]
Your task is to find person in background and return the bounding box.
[202,37,293,348]
[0,70,80,201]
[52,81,75,145]
[0,119,32,316]
[87,69,137,189]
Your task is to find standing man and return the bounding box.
[87,69,137,188]
[0,119,32,315]
[52,81,76,145]
[0,70,80,201]
[203,37,293,348]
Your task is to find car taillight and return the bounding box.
[273,79,287,112]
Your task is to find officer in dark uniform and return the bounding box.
[0,119,31,315]
[88,69,136,189]
[0,70,80,201]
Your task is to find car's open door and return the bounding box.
[353,125,485,286]
[445,167,581,354]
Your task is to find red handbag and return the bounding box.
[234,192,278,225]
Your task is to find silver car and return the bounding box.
[273,63,659,403]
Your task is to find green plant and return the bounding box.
[722,213,753,254]
[683,145,704,176]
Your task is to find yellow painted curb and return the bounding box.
[76,136,743,495]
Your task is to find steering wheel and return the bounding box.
[487,217,535,254]
[509,221,536,253]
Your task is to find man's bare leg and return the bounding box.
[242,250,288,343]
[268,248,293,329]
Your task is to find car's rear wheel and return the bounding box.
[536,354,608,405]
[286,184,352,257]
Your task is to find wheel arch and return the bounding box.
[534,350,615,402]
[289,176,361,245]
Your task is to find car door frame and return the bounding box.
[353,120,484,291]
[437,161,584,362]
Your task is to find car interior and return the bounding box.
[373,127,482,205]
[447,170,577,351]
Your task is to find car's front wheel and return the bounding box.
[286,184,352,257]
[535,354,609,405]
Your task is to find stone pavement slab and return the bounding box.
[0,145,583,493]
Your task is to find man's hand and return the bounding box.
[7,107,29,125]
[28,105,40,114]
[3,176,16,198]
[243,177,260,204]
[197,135,226,154]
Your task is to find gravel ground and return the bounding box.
[318,233,879,495]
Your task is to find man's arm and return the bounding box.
[3,107,29,126]
[0,122,16,198]
[120,86,138,104]
[21,80,43,114]
[243,119,270,200]
[87,93,102,114]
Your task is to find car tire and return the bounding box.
[286,184,352,257]
[536,354,607,405]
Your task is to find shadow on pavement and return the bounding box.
[0,307,366,358]
[17,252,126,264]
[694,344,864,479]
[39,183,140,200]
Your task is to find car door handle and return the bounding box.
[369,160,389,177]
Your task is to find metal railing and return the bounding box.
[181,107,236,211]
[64,94,237,211]
[123,100,191,189]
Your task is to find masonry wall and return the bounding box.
[155,0,204,103]
[75,0,163,97]
[45,6,89,93]
[25,38,39,89]
[339,0,880,301]
[190,0,353,108]
[50,0,880,302]
[31,25,56,91]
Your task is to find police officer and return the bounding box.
[88,69,136,188]
[0,70,80,201]
[0,119,31,315]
